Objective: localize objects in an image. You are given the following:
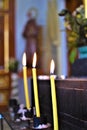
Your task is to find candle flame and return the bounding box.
[32,52,37,68]
[22,52,26,66]
[50,59,55,74]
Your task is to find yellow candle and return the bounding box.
[50,59,59,130]
[32,52,40,117]
[22,52,31,109]
[84,0,87,18]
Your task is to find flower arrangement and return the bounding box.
[59,5,87,63]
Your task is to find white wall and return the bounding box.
[15,0,48,70]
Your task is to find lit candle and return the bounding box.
[84,0,87,18]
[50,59,59,130]
[22,52,31,109]
[32,52,40,117]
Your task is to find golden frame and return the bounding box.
[0,0,9,10]
[0,0,9,71]
[0,71,11,107]
[4,13,9,71]
[0,0,4,9]
[0,90,10,105]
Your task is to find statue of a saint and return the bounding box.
[22,8,39,68]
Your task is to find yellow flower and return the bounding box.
[76,14,81,18]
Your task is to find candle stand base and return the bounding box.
[31,116,51,130]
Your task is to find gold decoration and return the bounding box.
[4,0,9,10]
[4,14,9,71]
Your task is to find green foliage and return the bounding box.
[69,48,77,64]
[59,5,87,63]
[9,58,19,73]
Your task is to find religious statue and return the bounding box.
[22,8,40,68]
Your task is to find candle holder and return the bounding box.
[30,115,51,130]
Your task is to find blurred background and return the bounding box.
[0,0,84,77]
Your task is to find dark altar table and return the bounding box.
[71,58,87,77]
[35,77,87,130]
[18,77,87,130]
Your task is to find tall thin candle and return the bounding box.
[32,52,40,117]
[22,52,31,109]
[50,59,59,130]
